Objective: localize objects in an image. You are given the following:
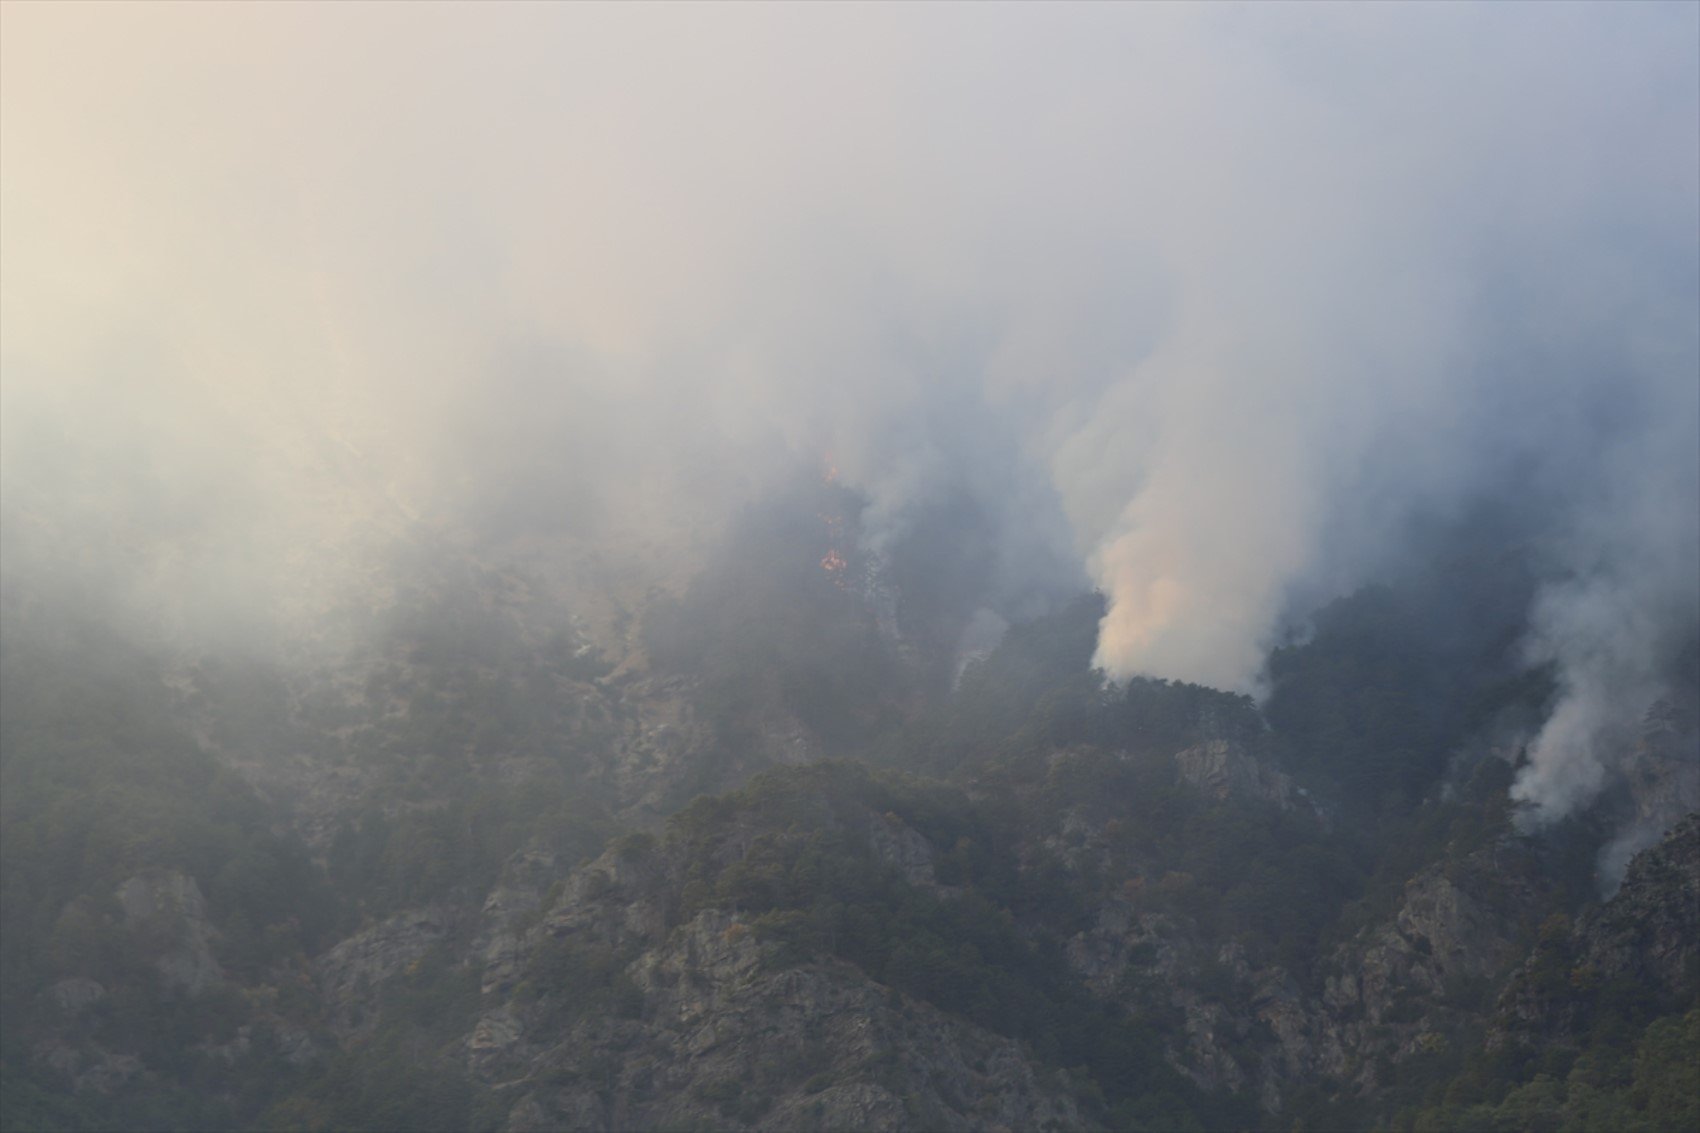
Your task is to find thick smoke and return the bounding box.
[1512,394,1700,828]
[3,5,1696,823]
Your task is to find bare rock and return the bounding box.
[477,846,563,996]
[114,869,223,996]
[44,977,106,1015]
[35,1039,145,1095]
[315,906,453,1037]
[1174,739,1295,809]
[479,850,1096,1132]
[1493,812,1699,1051]
[868,812,940,891]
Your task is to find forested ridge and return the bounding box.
[2,534,1695,1132]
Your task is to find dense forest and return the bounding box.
[2,499,1695,1132]
[7,4,1698,1130]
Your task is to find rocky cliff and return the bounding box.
[1491,813,1700,1054]
[464,794,1095,1132]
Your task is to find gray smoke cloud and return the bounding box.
[1512,395,1700,827]
[3,5,1696,821]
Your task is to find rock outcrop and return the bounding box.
[1064,834,1560,1110]
[467,828,1094,1131]
[1174,739,1297,810]
[1492,812,1700,1052]
[115,869,223,996]
[315,906,456,1038]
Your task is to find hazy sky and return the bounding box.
[3,2,1697,820]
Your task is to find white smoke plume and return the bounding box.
[1513,392,1700,827]
[3,4,1696,821]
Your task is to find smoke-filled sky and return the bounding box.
[3,3,1697,822]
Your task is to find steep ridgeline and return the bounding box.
[465,767,1105,1132]
[6,535,1699,1132]
[1055,787,1560,1116]
[9,701,1698,1131]
[1493,814,1699,1055]
[1396,814,1700,1132]
[333,747,1691,1133]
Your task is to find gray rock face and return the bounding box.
[37,1040,145,1095]
[272,1021,322,1068]
[44,977,106,1014]
[114,869,223,995]
[315,906,454,1037]
[1576,812,1699,995]
[469,840,1096,1132]
[1297,846,1555,1092]
[195,1025,253,1066]
[1174,739,1296,810]
[1065,837,1557,1110]
[1326,854,1538,1024]
[1492,812,1700,1051]
[592,674,720,815]
[477,846,562,996]
[868,811,942,891]
[1068,901,1325,1108]
[1627,704,1700,829]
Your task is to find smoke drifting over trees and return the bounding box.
[3,2,1696,831]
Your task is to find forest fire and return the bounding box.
[819,453,851,588]
[821,548,848,579]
